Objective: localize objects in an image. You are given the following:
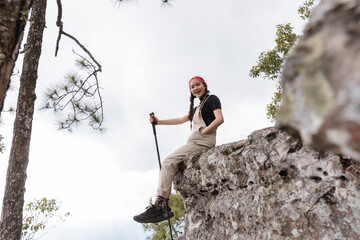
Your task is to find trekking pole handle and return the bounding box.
[149,112,157,136]
[149,112,157,125]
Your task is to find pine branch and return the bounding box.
[48,0,104,131]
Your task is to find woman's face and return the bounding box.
[190,79,206,98]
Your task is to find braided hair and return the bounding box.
[188,88,210,124]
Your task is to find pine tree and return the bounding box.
[0,0,47,238]
[0,1,172,238]
[0,0,32,114]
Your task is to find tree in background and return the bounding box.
[22,198,70,240]
[0,0,170,238]
[143,192,185,240]
[0,0,47,238]
[0,0,32,115]
[0,0,105,236]
[249,0,316,122]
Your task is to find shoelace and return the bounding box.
[145,204,155,210]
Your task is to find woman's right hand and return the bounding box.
[149,115,159,125]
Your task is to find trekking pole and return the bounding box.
[150,112,174,240]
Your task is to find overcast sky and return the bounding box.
[1,0,307,239]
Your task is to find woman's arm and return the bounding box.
[200,109,224,135]
[150,114,189,125]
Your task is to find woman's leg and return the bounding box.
[134,142,209,224]
[157,143,208,199]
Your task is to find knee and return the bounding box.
[162,159,177,172]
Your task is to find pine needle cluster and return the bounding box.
[42,53,104,132]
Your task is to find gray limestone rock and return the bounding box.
[174,127,360,240]
[277,0,360,160]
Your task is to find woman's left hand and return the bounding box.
[199,127,207,135]
[200,109,224,135]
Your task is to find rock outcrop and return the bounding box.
[277,0,360,161]
[174,127,360,240]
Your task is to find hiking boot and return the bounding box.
[133,196,174,223]
[133,204,174,223]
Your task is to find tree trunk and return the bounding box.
[0,0,32,115]
[0,0,47,238]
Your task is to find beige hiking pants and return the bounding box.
[157,106,216,199]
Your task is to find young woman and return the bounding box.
[133,76,224,223]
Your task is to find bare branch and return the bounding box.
[55,0,63,57]
[60,31,102,72]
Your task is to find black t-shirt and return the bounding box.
[195,95,222,126]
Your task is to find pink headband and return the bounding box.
[189,76,207,91]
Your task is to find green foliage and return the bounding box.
[249,23,300,81]
[250,0,316,122]
[266,83,283,122]
[298,0,315,20]
[22,198,70,240]
[143,193,185,240]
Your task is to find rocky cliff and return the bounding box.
[277,0,360,161]
[174,127,360,240]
